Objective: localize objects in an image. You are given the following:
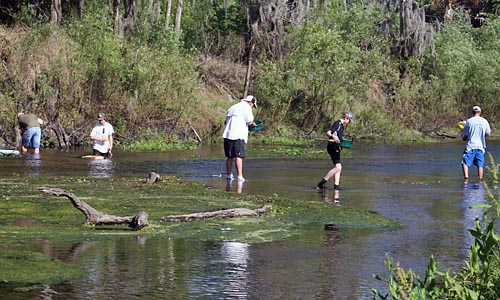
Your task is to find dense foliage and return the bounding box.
[1,0,500,148]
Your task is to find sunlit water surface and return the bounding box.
[2,139,497,299]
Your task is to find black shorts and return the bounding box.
[327,142,341,164]
[224,139,246,158]
[93,149,110,158]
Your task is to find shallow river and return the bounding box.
[2,139,498,299]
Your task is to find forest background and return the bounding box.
[1,0,499,150]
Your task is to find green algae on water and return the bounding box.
[0,250,85,285]
[0,174,401,287]
[0,175,400,245]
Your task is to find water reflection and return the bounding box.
[321,189,340,204]
[220,242,249,298]
[189,241,249,299]
[462,180,487,231]
[88,159,114,178]
[226,180,243,194]
[323,224,341,247]
[23,153,41,176]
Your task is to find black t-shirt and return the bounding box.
[329,120,344,141]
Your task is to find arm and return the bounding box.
[90,135,108,142]
[108,134,114,151]
[90,128,108,142]
[327,130,340,143]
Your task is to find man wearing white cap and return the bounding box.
[461,105,491,181]
[222,95,257,182]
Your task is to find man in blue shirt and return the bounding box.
[461,106,491,181]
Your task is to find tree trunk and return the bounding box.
[77,0,84,19]
[123,0,138,37]
[243,3,260,96]
[164,0,172,29]
[174,0,183,36]
[50,0,62,25]
[113,0,122,36]
[38,187,149,230]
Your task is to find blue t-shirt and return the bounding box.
[464,116,491,152]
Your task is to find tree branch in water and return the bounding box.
[38,187,149,230]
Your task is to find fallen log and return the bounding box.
[38,187,149,230]
[160,204,272,222]
[147,172,161,184]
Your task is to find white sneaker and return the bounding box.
[226,174,234,181]
[237,176,245,182]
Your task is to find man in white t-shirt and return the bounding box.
[461,105,491,181]
[90,113,115,158]
[222,95,257,182]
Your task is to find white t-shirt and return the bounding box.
[222,101,254,143]
[91,122,115,153]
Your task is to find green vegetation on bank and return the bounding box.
[1,0,500,149]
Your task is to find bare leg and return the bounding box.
[478,167,483,180]
[324,163,342,182]
[33,148,40,154]
[333,166,342,185]
[19,143,28,153]
[235,157,243,177]
[462,164,469,180]
[226,158,234,175]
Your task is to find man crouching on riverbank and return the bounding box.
[222,95,257,183]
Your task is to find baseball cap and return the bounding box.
[343,111,354,123]
[98,113,106,120]
[242,95,257,108]
[472,106,481,112]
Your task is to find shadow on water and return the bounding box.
[1,140,498,299]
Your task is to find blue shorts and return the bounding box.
[462,149,485,167]
[22,127,41,149]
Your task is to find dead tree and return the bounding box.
[160,205,272,222]
[38,187,149,230]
